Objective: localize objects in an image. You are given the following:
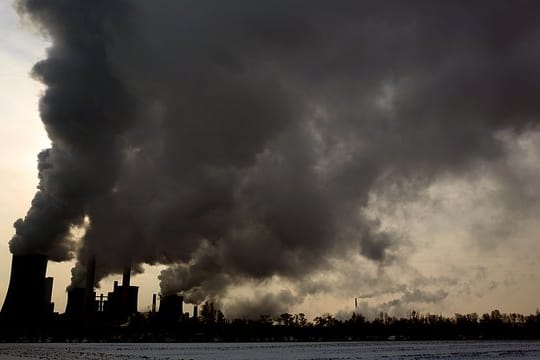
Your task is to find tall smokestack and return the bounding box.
[83,257,96,316]
[122,266,131,287]
[152,294,157,313]
[85,257,96,292]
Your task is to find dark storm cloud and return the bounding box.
[12,0,540,312]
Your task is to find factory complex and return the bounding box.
[0,254,190,326]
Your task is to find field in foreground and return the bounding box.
[1,341,540,360]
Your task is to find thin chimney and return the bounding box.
[83,256,96,316]
[85,257,96,292]
[152,294,157,313]
[122,266,131,287]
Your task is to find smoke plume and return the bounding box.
[11,0,540,314]
[10,0,135,261]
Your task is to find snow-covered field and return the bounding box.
[0,341,539,359]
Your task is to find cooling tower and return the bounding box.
[65,258,97,320]
[1,254,53,322]
[158,294,184,323]
[65,287,86,319]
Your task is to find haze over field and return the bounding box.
[1,0,540,319]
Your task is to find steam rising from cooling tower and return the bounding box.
[9,0,135,263]
[10,0,540,313]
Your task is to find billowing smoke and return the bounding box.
[224,289,302,320]
[11,0,540,314]
[10,0,135,262]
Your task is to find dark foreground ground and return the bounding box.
[1,341,540,360]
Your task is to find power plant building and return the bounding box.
[103,267,139,322]
[1,254,189,327]
[65,263,138,323]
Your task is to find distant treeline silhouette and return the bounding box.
[2,302,540,342]
[151,302,540,341]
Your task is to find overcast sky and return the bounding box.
[1,1,540,319]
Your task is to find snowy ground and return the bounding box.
[0,341,539,359]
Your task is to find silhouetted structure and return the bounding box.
[83,257,96,316]
[65,287,86,319]
[43,276,54,314]
[0,254,53,322]
[65,264,138,324]
[65,258,98,320]
[103,266,138,322]
[159,294,183,323]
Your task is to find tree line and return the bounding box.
[2,302,540,341]
[128,302,540,341]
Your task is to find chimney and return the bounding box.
[99,293,104,312]
[122,266,130,287]
[193,304,198,319]
[83,256,96,316]
[152,293,157,313]
[85,257,96,292]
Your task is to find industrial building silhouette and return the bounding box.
[1,254,188,325]
[1,254,53,322]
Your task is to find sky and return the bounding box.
[1,1,540,320]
